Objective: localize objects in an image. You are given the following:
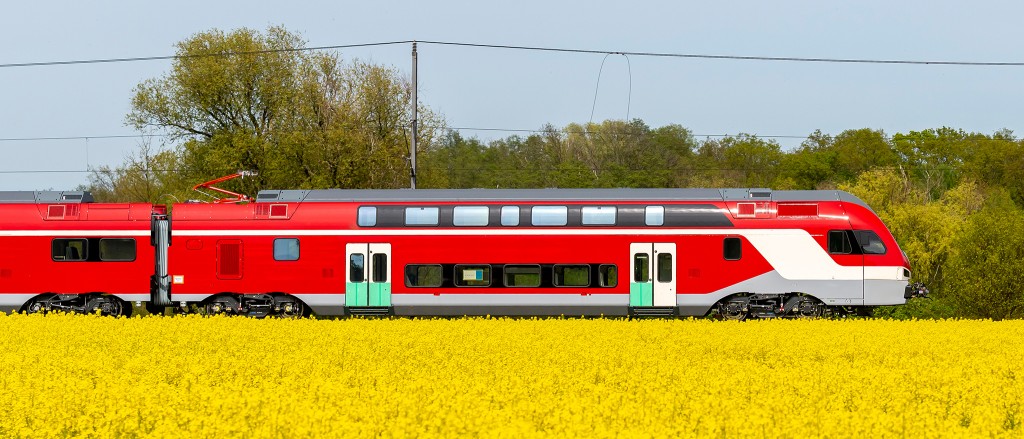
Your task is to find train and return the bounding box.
[0,185,918,319]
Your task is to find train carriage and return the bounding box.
[0,187,914,319]
[0,191,157,315]
[165,187,911,318]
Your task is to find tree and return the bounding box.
[944,191,1024,319]
[93,26,439,201]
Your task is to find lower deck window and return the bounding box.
[455,265,491,287]
[52,238,87,261]
[504,265,541,287]
[273,238,300,261]
[553,264,590,287]
[598,264,617,287]
[405,264,443,287]
[99,238,137,262]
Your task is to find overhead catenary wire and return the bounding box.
[4,39,1024,69]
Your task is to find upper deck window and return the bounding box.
[581,206,616,226]
[645,206,665,226]
[357,206,377,227]
[405,207,439,226]
[531,206,567,226]
[500,206,520,226]
[453,206,489,226]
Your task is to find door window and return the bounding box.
[657,253,673,283]
[349,254,365,282]
[633,253,650,282]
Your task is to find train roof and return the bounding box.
[0,191,94,204]
[255,188,872,210]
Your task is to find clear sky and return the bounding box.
[2,0,1023,191]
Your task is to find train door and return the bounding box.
[345,243,392,307]
[629,243,676,307]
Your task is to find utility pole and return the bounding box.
[410,41,418,189]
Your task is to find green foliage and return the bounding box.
[872,297,959,320]
[943,192,1024,319]
[94,26,439,202]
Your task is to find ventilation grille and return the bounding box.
[217,241,242,279]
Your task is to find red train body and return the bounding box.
[0,188,913,318]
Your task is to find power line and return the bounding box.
[0,41,413,69]
[419,40,1024,66]
[4,39,1024,69]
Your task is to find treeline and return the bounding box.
[89,26,1024,319]
[414,122,1024,319]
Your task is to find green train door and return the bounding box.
[629,243,676,307]
[345,243,392,307]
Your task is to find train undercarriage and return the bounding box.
[18,292,878,320]
[713,293,872,320]
[22,294,133,317]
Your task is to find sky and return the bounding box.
[2,0,1023,191]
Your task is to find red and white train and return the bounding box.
[0,187,915,318]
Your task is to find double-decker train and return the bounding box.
[0,186,916,319]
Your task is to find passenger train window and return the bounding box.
[657,253,673,283]
[854,230,887,255]
[405,207,439,226]
[723,237,742,261]
[828,230,853,254]
[349,254,365,282]
[455,265,491,287]
[372,253,388,282]
[504,265,541,287]
[273,238,300,261]
[453,206,489,226]
[99,238,137,262]
[633,254,650,282]
[645,206,665,226]
[553,265,590,287]
[405,265,443,287]
[581,206,616,225]
[357,206,377,227]
[598,264,618,287]
[531,206,568,226]
[52,238,87,262]
[500,206,520,226]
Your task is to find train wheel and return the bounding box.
[84,296,132,317]
[275,298,308,319]
[795,298,824,318]
[22,296,51,314]
[718,300,748,321]
[203,295,239,316]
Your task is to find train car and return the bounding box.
[159,187,912,319]
[0,191,157,316]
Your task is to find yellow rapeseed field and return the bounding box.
[0,314,1022,438]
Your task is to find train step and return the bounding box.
[629,307,676,318]
[348,306,393,317]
